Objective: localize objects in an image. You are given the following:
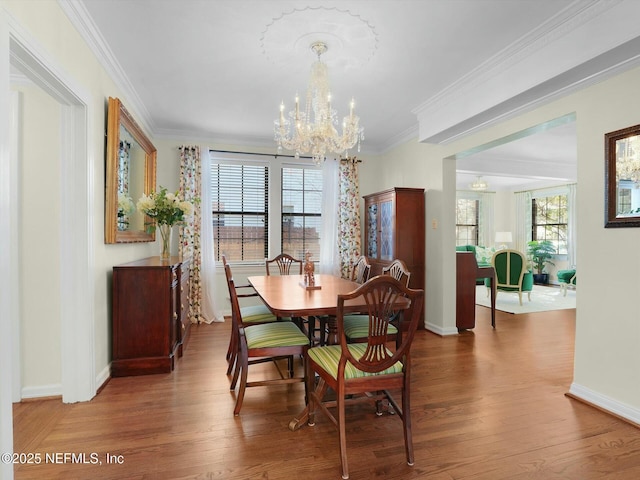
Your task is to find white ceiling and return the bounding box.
[65,0,640,190]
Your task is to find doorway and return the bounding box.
[1,21,96,474]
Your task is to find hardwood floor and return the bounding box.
[13,306,640,479]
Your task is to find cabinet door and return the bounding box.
[366,202,378,258]
[379,199,394,260]
[169,267,179,355]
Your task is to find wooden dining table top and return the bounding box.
[247,274,364,318]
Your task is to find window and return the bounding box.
[281,167,322,260]
[210,163,269,262]
[209,154,323,263]
[456,198,479,246]
[532,194,567,254]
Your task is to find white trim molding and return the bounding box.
[424,322,459,337]
[5,8,96,404]
[568,382,640,426]
[414,0,640,144]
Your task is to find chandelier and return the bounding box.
[469,176,489,191]
[616,135,640,184]
[274,41,364,164]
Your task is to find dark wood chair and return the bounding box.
[265,253,303,276]
[382,258,411,286]
[225,263,309,415]
[305,275,424,479]
[222,255,277,376]
[350,255,371,284]
[343,258,410,343]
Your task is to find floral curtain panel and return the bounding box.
[179,146,204,324]
[337,158,362,279]
[178,145,223,324]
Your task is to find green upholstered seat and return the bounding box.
[240,304,277,323]
[308,343,403,381]
[244,321,309,349]
[343,314,398,340]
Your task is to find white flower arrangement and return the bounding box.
[137,186,195,230]
[117,193,135,217]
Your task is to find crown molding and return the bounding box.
[413,0,640,144]
[57,0,155,136]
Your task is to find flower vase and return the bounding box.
[158,224,172,260]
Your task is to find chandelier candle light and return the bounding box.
[274,41,364,164]
[469,176,489,191]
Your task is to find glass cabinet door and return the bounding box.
[367,203,378,257]
[379,200,394,260]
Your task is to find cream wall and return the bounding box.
[373,66,640,421]
[14,84,62,393]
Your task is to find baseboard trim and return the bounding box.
[567,382,640,428]
[21,384,62,399]
[96,364,111,394]
[424,322,459,336]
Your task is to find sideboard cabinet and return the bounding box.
[112,256,190,376]
[363,187,425,319]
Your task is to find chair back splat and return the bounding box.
[265,253,303,276]
[382,258,411,287]
[343,258,409,344]
[351,255,371,284]
[305,275,424,479]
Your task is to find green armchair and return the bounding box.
[557,269,576,296]
[485,249,533,306]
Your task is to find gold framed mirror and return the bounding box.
[105,97,157,243]
[605,124,640,228]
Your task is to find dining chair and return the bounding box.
[225,263,310,415]
[305,275,424,479]
[265,253,303,275]
[382,258,411,286]
[222,255,278,375]
[266,253,323,344]
[350,255,371,284]
[343,258,410,343]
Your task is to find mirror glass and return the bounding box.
[605,125,640,228]
[105,97,157,243]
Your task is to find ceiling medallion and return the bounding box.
[260,6,378,70]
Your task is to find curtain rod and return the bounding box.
[513,182,576,194]
[208,149,312,160]
[207,149,362,163]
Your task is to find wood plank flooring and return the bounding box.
[12,306,640,479]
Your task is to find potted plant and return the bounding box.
[527,240,556,284]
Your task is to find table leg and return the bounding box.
[326,315,337,345]
[288,407,309,431]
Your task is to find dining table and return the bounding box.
[248,273,363,346]
[247,273,412,431]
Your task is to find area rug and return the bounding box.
[475,284,576,314]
